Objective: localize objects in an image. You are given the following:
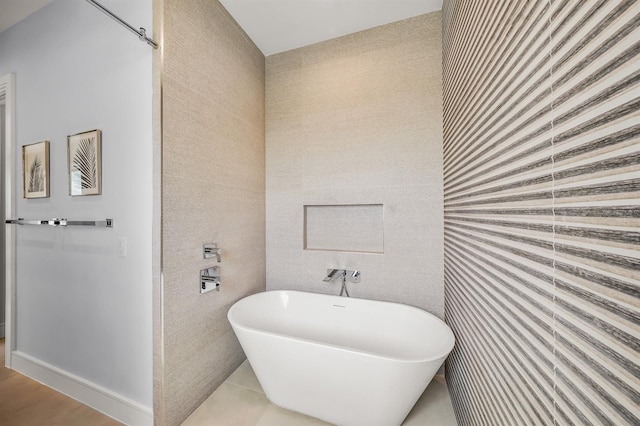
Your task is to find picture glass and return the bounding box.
[22,140,50,199]
[68,129,101,196]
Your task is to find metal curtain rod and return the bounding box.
[5,218,114,228]
[85,0,158,49]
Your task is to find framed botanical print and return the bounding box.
[68,129,102,196]
[22,140,50,198]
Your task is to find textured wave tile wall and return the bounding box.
[442,1,639,425]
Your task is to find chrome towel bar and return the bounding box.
[5,218,113,228]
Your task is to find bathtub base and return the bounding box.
[238,329,444,426]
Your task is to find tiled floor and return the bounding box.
[183,360,458,425]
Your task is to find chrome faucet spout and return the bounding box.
[203,244,222,262]
[323,269,346,282]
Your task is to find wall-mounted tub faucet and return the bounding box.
[323,269,361,297]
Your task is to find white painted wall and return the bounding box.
[0,0,153,413]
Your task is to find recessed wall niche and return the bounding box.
[304,204,384,253]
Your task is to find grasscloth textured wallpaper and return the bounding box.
[157,0,265,424]
[266,13,444,315]
[443,1,639,425]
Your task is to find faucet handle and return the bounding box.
[348,270,361,283]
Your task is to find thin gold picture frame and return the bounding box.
[68,129,102,196]
[22,140,50,199]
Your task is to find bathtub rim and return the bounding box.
[228,290,455,364]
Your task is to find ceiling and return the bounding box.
[220,0,443,56]
[0,0,55,34]
[0,0,443,55]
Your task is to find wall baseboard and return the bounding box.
[11,351,152,426]
[0,322,4,338]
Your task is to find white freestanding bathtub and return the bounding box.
[228,290,455,426]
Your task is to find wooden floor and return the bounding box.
[0,339,122,425]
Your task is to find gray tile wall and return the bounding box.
[443,1,640,424]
